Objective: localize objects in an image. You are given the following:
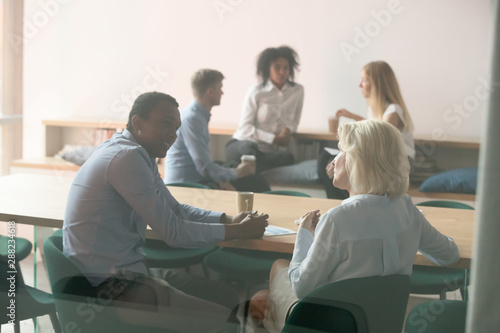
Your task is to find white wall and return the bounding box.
[23,0,492,159]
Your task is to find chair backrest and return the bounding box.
[166,182,211,189]
[405,300,467,333]
[0,235,33,261]
[283,275,411,333]
[43,235,98,297]
[262,190,311,198]
[43,236,168,333]
[416,200,474,210]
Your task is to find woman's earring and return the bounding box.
[138,130,142,135]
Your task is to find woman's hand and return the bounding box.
[336,109,364,121]
[298,210,321,235]
[325,161,334,179]
[219,182,237,191]
[273,127,292,146]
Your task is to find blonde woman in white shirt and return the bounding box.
[226,46,304,173]
[319,61,415,199]
[250,120,459,333]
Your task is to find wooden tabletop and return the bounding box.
[0,174,475,268]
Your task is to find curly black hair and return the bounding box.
[126,92,179,132]
[256,46,300,87]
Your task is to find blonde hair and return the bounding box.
[338,120,410,197]
[363,61,414,132]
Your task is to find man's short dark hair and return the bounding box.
[126,92,179,131]
[191,69,225,99]
[256,46,300,87]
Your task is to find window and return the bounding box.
[0,0,4,174]
[0,0,23,175]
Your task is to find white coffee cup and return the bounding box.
[241,155,256,163]
[237,192,254,212]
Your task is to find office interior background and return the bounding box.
[0,0,498,332]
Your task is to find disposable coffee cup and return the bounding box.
[237,192,254,213]
[328,117,339,133]
[241,155,256,163]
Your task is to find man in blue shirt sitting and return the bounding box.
[63,91,269,332]
[164,69,270,192]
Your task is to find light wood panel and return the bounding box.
[41,118,480,149]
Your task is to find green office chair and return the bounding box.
[405,300,467,333]
[166,182,211,189]
[54,182,217,274]
[43,235,173,333]
[0,235,61,333]
[54,227,216,274]
[413,200,473,300]
[416,200,474,210]
[283,275,411,333]
[52,228,63,237]
[262,190,311,198]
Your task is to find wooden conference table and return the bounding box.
[0,173,474,269]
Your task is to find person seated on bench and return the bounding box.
[226,46,304,173]
[318,60,415,199]
[250,120,458,333]
[164,69,270,192]
[63,92,269,332]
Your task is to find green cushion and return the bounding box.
[419,167,477,194]
[143,239,216,269]
[203,248,292,281]
[416,201,474,210]
[410,265,469,294]
[53,229,63,237]
[165,182,211,189]
[262,190,311,197]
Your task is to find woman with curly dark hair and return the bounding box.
[225,46,304,173]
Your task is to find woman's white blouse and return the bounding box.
[288,194,459,299]
[232,81,304,152]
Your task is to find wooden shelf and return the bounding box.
[43,118,127,129]
[41,119,481,150]
[11,157,80,171]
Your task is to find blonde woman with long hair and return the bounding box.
[319,61,415,199]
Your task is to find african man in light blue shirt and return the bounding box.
[63,92,269,332]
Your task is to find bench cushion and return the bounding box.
[419,168,477,194]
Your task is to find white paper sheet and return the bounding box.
[324,147,340,155]
[264,225,297,237]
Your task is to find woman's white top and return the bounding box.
[369,104,415,159]
[232,81,304,153]
[288,194,459,299]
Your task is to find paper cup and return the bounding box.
[328,117,339,133]
[241,155,256,163]
[237,192,254,213]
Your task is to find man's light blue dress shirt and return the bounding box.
[63,129,225,286]
[164,100,237,184]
